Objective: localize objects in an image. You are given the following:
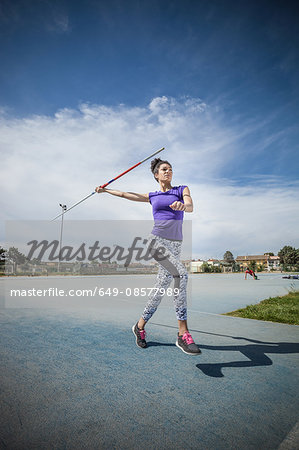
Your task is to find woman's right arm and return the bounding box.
[95,187,149,202]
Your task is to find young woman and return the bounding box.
[95,158,201,355]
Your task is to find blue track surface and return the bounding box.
[1,302,299,449]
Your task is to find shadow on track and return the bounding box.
[150,322,299,378]
[196,341,299,378]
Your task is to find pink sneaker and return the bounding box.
[176,331,201,355]
[132,323,147,348]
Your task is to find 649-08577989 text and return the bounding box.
[97,287,180,297]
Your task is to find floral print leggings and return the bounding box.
[142,234,188,322]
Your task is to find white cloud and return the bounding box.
[0,1,71,35]
[190,179,299,259]
[1,97,298,257]
[44,3,71,35]
[51,13,70,33]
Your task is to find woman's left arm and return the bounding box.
[169,186,193,212]
[182,186,193,212]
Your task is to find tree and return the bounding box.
[234,263,240,272]
[223,251,234,264]
[223,251,238,271]
[6,247,26,274]
[0,247,6,267]
[249,260,257,271]
[201,263,211,273]
[278,246,299,270]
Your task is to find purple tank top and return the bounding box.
[148,185,187,240]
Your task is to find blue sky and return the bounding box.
[1,0,299,259]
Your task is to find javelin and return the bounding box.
[52,147,165,221]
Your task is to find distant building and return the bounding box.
[190,260,204,273]
[236,254,280,271]
[267,255,280,271]
[236,255,267,269]
[207,259,221,267]
[182,260,191,270]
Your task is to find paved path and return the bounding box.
[1,299,299,449]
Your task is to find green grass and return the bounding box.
[223,291,299,325]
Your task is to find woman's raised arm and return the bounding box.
[95,187,149,202]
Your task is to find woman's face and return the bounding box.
[155,163,173,183]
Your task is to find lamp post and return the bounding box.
[57,204,67,273]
